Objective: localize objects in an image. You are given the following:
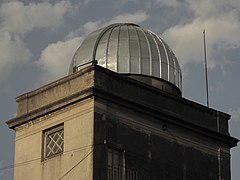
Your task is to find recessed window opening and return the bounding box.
[107,148,138,180]
[43,124,64,160]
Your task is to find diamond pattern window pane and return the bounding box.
[44,124,64,159]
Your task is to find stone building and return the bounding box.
[7,23,238,180]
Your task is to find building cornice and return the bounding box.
[6,64,239,147]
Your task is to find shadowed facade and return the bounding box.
[7,23,238,180]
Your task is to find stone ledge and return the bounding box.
[7,88,93,129]
[6,64,238,147]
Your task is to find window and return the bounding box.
[107,148,139,180]
[43,124,64,160]
[108,149,123,180]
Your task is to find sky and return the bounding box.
[0,0,239,179]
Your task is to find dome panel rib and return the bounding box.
[69,23,182,92]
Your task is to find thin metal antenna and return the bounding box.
[203,29,209,107]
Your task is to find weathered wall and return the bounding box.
[95,99,231,180]
[94,66,230,136]
[14,98,94,180]
[8,65,237,180]
[16,67,94,117]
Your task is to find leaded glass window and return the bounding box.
[43,124,64,159]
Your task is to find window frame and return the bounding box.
[107,147,139,180]
[42,123,64,161]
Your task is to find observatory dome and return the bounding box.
[69,23,182,95]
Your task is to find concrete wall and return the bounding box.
[95,99,231,180]
[16,67,94,117]
[94,66,231,135]
[14,98,94,180]
[8,65,237,180]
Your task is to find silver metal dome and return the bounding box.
[69,23,182,91]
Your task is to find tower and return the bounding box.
[7,23,238,180]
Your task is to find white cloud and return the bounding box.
[65,21,100,39]
[228,108,240,123]
[155,0,181,8]
[162,0,240,68]
[0,31,32,81]
[42,10,150,83]
[66,11,150,38]
[83,21,103,34]
[107,11,149,25]
[114,0,138,7]
[186,0,240,19]
[0,1,72,35]
[0,0,73,83]
[37,37,83,83]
